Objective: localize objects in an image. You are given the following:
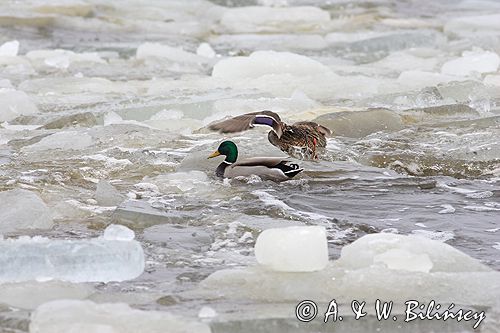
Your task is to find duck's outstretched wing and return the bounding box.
[292,121,332,136]
[208,110,283,137]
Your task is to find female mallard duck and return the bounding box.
[208,110,332,160]
[207,140,303,181]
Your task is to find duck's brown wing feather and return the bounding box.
[292,121,332,136]
[208,110,283,137]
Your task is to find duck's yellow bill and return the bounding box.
[207,151,221,159]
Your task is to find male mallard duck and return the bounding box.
[208,110,332,160]
[207,140,303,181]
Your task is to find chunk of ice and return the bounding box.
[373,248,433,273]
[0,225,144,283]
[0,189,53,233]
[441,50,500,76]
[136,42,209,64]
[255,226,328,272]
[95,180,125,206]
[397,70,465,90]
[22,131,93,152]
[26,49,105,69]
[313,109,404,138]
[445,14,500,37]
[199,233,499,305]
[219,6,330,33]
[0,40,19,57]
[198,306,217,319]
[0,281,93,309]
[196,43,216,58]
[30,300,211,333]
[103,224,135,241]
[0,89,38,122]
[485,74,500,87]
[212,50,332,80]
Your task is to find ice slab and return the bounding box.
[0,281,92,309]
[212,50,332,80]
[22,130,93,152]
[484,74,500,87]
[441,50,500,76]
[313,109,404,138]
[397,70,465,90]
[95,180,125,206]
[199,233,500,305]
[255,226,328,272]
[0,225,144,283]
[143,224,213,252]
[0,189,53,233]
[196,43,216,58]
[19,77,138,95]
[0,40,19,57]
[219,6,330,33]
[444,14,500,37]
[149,170,212,194]
[26,49,105,69]
[103,224,135,241]
[30,300,211,333]
[136,42,209,65]
[0,89,38,122]
[210,34,327,52]
[112,200,199,229]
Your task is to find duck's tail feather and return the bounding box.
[274,162,303,178]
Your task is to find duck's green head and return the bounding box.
[208,140,238,163]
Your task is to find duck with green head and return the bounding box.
[208,140,303,181]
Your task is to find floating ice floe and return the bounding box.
[19,77,138,95]
[198,232,500,305]
[0,88,39,122]
[30,300,211,333]
[213,50,331,80]
[396,70,466,90]
[484,74,500,87]
[441,50,500,77]
[212,50,384,99]
[0,280,93,309]
[255,226,328,272]
[210,34,327,52]
[95,180,125,207]
[136,42,210,65]
[0,224,144,283]
[148,170,211,194]
[22,130,93,152]
[219,6,330,33]
[0,188,53,233]
[196,43,216,58]
[26,49,106,69]
[313,109,404,138]
[444,14,500,37]
[0,40,19,57]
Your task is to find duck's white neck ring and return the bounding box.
[223,161,233,165]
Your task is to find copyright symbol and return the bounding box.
[295,300,318,322]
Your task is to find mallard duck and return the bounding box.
[207,140,303,181]
[208,110,332,160]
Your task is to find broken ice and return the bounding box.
[0,225,144,283]
[199,233,500,305]
[255,226,328,272]
[0,189,53,233]
[30,299,211,333]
